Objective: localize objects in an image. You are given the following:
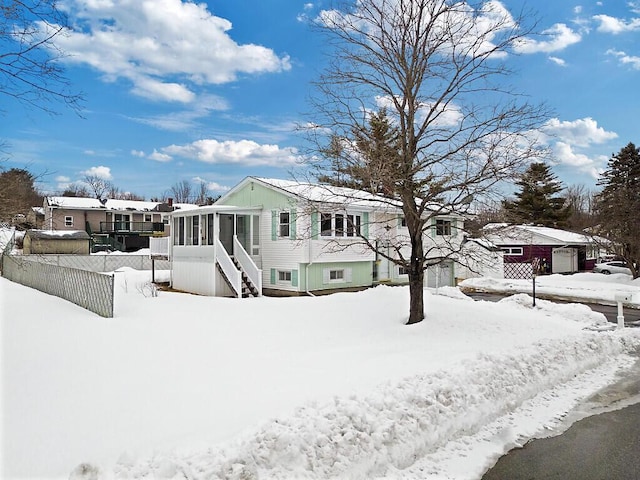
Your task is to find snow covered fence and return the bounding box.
[2,255,114,317]
[19,253,170,273]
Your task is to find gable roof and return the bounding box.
[223,177,462,216]
[483,224,594,246]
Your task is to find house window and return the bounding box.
[320,213,362,237]
[335,214,344,237]
[279,212,290,238]
[320,213,332,236]
[207,213,214,245]
[329,269,344,281]
[192,215,199,246]
[501,247,523,255]
[64,216,73,227]
[323,267,352,283]
[400,216,407,228]
[436,219,452,236]
[398,265,409,276]
[278,270,292,282]
[173,217,185,246]
[144,214,152,222]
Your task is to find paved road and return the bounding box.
[482,402,640,480]
[466,291,640,325]
[470,291,640,479]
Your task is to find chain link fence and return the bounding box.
[2,255,114,317]
[18,254,170,272]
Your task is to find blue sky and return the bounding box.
[3,0,640,201]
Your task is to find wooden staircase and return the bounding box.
[217,256,259,298]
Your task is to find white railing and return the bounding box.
[216,238,242,297]
[149,237,170,258]
[233,236,262,296]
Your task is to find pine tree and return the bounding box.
[317,109,402,196]
[503,162,570,227]
[595,142,640,278]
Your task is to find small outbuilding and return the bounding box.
[23,229,91,255]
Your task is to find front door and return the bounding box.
[219,214,234,254]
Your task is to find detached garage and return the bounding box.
[482,224,599,279]
[23,230,91,255]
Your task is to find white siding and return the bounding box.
[171,245,216,296]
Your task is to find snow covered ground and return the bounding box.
[2,269,640,480]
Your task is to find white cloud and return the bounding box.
[55,175,71,182]
[607,49,640,69]
[207,182,231,193]
[130,94,229,131]
[81,165,112,179]
[551,142,607,179]
[631,2,640,15]
[148,150,173,163]
[548,56,566,66]
[192,177,231,193]
[593,14,640,33]
[538,118,617,179]
[162,139,301,166]
[514,23,581,54]
[374,95,463,127]
[542,117,618,147]
[50,0,291,103]
[131,150,145,158]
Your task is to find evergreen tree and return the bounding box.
[0,168,43,222]
[317,109,402,196]
[503,162,570,227]
[595,142,640,278]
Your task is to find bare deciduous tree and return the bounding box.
[0,0,83,114]
[83,174,113,200]
[169,180,193,204]
[305,0,550,324]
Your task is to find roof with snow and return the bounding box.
[45,197,198,212]
[483,224,594,246]
[26,229,90,240]
[223,177,459,215]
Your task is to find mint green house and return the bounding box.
[168,177,466,297]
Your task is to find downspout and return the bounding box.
[306,211,315,297]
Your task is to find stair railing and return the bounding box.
[233,235,262,296]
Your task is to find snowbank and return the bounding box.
[461,273,640,307]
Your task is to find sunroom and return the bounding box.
[169,205,263,298]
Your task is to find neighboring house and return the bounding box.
[23,230,91,255]
[26,207,45,228]
[456,238,504,281]
[168,176,471,297]
[482,224,599,278]
[43,196,197,252]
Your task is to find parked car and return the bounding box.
[593,261,632,275]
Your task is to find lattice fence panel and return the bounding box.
[503,262,534,280]
[2,255,114,317]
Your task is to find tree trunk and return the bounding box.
[407,266,425,324]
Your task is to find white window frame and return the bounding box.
[323,267,352,284]
[319,212,362,238]
[398,265,409,276]
[277,270,292,283]
[279,212,290,238]
[144,214,152,222]
[64,215,73,227]
[501,247,523,255]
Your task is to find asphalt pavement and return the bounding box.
[468,291,640,479]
